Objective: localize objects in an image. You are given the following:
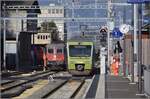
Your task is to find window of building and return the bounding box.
[48,9,51,13]
[60,9,63,14]
[52,9,55,14]
[56,9,59,14]
[43,35,45,39]
[37,35,40,39]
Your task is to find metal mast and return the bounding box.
[3,2,7,71]
[107,0,113,74]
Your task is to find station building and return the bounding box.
[1,0,41,70]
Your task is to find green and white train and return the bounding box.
[66,40,94,75]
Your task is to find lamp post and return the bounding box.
[3,3,7,71]
[138,4,142,94]
[133,4,138,82]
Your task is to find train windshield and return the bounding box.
[57,49,63,54]
[69,45,91,57]
[48,49,53,53]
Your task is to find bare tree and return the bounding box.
[40,21,59,42]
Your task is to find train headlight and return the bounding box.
[76,64,84,71]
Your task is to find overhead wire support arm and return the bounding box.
[3,3,131,10]
[1,17,112,22]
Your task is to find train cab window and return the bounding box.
[69,45,91,57]
[57,49,62,53]
[48,49,53,53]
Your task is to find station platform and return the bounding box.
[105,75,147,99]
[94,74,148,99]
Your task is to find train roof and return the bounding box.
[68,36,94,42]
[47,43,65,48]
[51,40,65,44]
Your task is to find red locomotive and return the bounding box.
[46,42,66,70]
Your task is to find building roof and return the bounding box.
[1,0,41,13]
[2,0,37,6]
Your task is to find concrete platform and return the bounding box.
[105,75,147,99]
[95,74,105,99]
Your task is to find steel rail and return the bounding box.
[1,71,55,92]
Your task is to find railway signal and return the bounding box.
[99,26,108,47]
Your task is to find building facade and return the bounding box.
[1,0,40,70]
[31,33,51,44]
[38,5,65,40]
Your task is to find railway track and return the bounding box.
[1,70,56,98]
[3,70,53,80]
[1,80,15,86]
[1,71,25,78]
[18,77,85,99]
[45,78,85,99]
[1,70,98,99]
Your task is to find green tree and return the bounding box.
[40,21,59,41]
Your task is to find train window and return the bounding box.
[48,49,53,53]
[41,35,43,39]
[46,35,48,39]
[57,49,62,53]
[43,35,45,39]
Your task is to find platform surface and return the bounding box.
[105,75,147,99]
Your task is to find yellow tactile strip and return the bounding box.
[13,80,49,99]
